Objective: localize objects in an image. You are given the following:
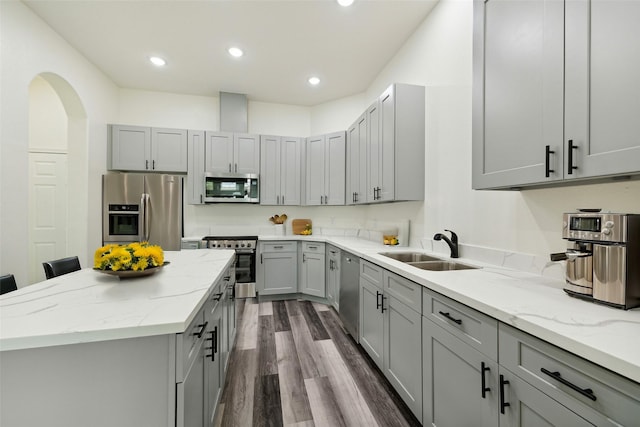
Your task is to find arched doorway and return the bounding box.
[28,73,88,283]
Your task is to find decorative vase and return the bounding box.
[274,224,285,236]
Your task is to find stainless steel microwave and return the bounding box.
[204,172,259,203]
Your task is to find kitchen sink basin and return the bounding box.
[379,252,442,262]
[407,261,479,271]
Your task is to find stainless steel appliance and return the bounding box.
[204,173,259,203]
[339,252,360,340]
[103,173,183,250]
[202,236,257,298]
[555,211,640,309]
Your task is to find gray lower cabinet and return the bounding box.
[422,316,499,427]
[326,245,341,309]
[177,307,208,427]
[257,241,298,295]
[204,299,222,427]
[299,242,326,297]
[359,261,422,421]
[498,369,594,427]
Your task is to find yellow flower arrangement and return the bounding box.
[94,242,164,271]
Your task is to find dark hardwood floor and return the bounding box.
[215,299,421,427]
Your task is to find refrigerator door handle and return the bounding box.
[139,193,146,242]
[142,193,151,242]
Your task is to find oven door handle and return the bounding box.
[235,249,256,254]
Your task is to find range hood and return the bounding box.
[220,92,248,133]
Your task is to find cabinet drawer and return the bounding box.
[383,270,421,314]
[499,324,640,426]
[302,241,325,252]
[176,308,206,382]
[260,241,297,252]
[423,288,497,360]
[361,260,383,287]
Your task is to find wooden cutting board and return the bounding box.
[292,219,312,235]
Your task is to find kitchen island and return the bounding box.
[0,249,235,427]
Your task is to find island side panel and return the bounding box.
[0,334,176,427]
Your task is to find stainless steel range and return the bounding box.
[202,236,257,298]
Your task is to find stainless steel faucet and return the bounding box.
[434,229,459,258]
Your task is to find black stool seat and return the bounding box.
[43,256,81,279]
[1,274,18,295]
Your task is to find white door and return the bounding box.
[28,152,68,283]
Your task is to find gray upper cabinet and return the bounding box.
[346,113,368,205]
[204,131,260,174]
[472,0,564,189]
[260,135,302,206]
[305,131,346,206]
[109,124,188,173]
[564,0,640,179]
[187,130,205,205]
[474,0,640,189]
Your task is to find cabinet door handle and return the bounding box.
[152,159,155,170]
[145,160,149,170]
[282,195,285,204]
[206,331,215,361]
[213,292,223,301]
[381,295,387,313]
[567,140,578,175]
[545,145,555,178]
[235,163,238,172]
[438,311,462,325]
[200,194,203,204]
[260,253,263,264]
[277,195,280,205]
[193,321,208,338]
[540,368,596,401]
[481,362,491,398]
[376,291,382,309]
[303,254,306,262]
[213,326,218,354]
[228,163,232,172]
[499,375,510,414]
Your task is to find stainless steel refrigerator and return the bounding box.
[102,173,183,250]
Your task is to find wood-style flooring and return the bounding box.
[214,299,421,427]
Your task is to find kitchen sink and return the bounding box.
[379,252,442,262]
[407,261,479,271]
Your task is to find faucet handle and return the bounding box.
[445,229,458,243]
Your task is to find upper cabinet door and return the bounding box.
[110,125,151,171]
[472,0,564,189]
[565,0,640,179]
[347,114,368,205]
[367,101,381,202]
[259,135,280,205]
[305,135,326,205]
[280,137,302,206]
[151,128,187,172]
[187,130,205,205]
[379,86,396,202]
[205,131,234,173]
[325,131,346,206]
[234,133,260,174]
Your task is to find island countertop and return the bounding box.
[0,250,235,352]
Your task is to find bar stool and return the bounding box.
[42,256,81,279]
[0,274,18,295]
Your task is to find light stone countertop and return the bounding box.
[0,249,235,352]
[259,234,640,384]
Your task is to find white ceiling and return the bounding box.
[24,0,439,106]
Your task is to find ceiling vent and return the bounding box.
[220,92,248,133]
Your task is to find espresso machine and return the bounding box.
[553,211,640,310]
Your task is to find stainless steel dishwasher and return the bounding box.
[339,252,360,341]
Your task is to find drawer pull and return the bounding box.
[193,321,208,339]
[213,292,223,301]
[481,362,490,398]
[438,311,462,325]
[308,246,318,249]
[273,245,284,249]
[540,368,597,401]
[499,375,510,414]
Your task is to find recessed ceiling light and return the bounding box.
[308,76,321,86]
[228,47,244,58]
[149,56,166,67]
[337,0,354,6]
